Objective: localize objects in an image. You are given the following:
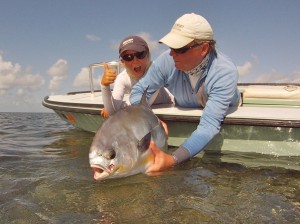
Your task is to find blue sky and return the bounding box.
[0,0,299,112]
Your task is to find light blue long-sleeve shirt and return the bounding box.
[130,49,240,161]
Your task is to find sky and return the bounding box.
[0,0,300,112]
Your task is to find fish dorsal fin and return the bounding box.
[139,86,149,107]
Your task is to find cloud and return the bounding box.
[255,69,300,83]
[136,32,160,52]
[47,59,68,91]
[237,61,253,76]
[19,67,45,91]
[73,67,100,89]
[73,67,90,87]
[86,34,101,42]
[0,53,45,94]
[0,54,21,90]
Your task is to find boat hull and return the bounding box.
[48,107,300,157]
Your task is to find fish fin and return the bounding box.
[150,121,168,152]
[139,86,149,107]
[137,132,151,152]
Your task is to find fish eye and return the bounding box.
[98,148,116,160]
[109,150,116,159]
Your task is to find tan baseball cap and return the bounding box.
[159,13,214,49]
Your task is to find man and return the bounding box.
[130,13,240,172]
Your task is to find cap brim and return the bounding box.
[159,32,193,49]
[119,45,147,55]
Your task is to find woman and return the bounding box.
[100,35,173,117]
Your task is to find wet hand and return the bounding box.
[146,141,175,173]
[101,63,117,86]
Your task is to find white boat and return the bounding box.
[42,62,300,169]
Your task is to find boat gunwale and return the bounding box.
[42,96,300,128]
[43,96,104,109]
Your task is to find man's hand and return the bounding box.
[146,141,175,173]
[101,63,117,86]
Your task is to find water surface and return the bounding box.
[0,112,299,223]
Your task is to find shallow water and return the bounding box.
[0,112,299,223]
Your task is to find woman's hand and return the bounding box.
[100,108,110,118]
[101,63,117,86]
[146,141,175,173]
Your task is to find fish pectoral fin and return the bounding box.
[137,132,151,152]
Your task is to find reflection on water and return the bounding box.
[0,113,299,223]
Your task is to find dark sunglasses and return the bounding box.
[121,51,148,62]
[170,43,201,54]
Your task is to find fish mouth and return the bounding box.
[90,164,115,180]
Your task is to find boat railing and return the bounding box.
[88,61,122,95]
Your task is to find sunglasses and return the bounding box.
[121,51,148,62]
[170,43,201,54]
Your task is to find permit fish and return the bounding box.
[89,90,168,180]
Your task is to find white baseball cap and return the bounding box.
[159,13,214,49]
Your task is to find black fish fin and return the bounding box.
[137,132,151,152]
